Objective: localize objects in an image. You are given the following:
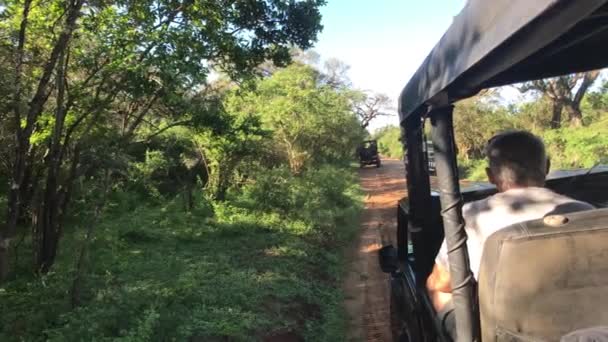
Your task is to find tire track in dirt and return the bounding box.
[343,159,407,342]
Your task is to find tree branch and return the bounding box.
[573,71,600,105]
[24,0,85,138]
[11,0,33,134]
[124,89,164,139]
[143,120,192,142]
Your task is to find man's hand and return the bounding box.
[427,263,453,311]
[427,263,452,292]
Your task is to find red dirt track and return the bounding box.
[343,159,407,342]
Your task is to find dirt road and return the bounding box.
[343,159,407,342]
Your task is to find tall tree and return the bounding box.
[322,58,351,88]
[353,92,393,129]
[519,71,600,128]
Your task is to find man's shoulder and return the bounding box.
[462,195,493,219]
[463,187,594,220]
[524,187,595,212]
[545,196,595,215]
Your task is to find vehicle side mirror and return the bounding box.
[378,245,399,273]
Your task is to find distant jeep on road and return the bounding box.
[358,140,381,168]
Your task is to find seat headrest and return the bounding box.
[478,208,608,341]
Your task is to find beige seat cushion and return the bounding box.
[478,208,608,342]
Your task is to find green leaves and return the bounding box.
[543,120,608,170]
[0,0,366,340]
[0,0,327,263]
[232,64,364,173]
[454,95,515,160]
[454,87,608,180]
[0,164,362,341]
[373,126,403,159]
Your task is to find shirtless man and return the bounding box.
[426,130,594,340]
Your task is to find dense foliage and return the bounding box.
[230,64,364,174]
[1,1,606,340]
[455,82,608,181]
[0,0,327,274]
[0,166,362,341]
[372,125,403,159]
[372,78,608,181]
[0,1,370,340]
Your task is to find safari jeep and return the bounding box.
[358,140,382,168]
[379,1,608,341]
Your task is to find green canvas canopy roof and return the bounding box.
[399,0,608,124]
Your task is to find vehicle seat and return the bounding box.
[478,208,608,341]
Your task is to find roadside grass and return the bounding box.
[0,166,363,341]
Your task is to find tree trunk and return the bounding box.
[18,153,38,224]
[565,70,599,127]
[0,0,33,282]
[566,104,583,127]
[214,168,230,201]
[37,48,70,273]
[184,162,200,211]
[37,48,81,273]
[70,170,109,308]
[520,71,599,131]
[37,163,62,273]
[2,0,84,281]
[0,241,8,281]
[184,187,194,211]
[213,159,239,201]
[550,101,563,129]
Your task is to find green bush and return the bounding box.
[458,117,608,181]
[373,125,403,159]
[542,119,608,170]
[458,158,488,181]
[0,165,362,341]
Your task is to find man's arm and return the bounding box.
[427,201,479,311]
[427,262,453,311]
[427,262,452,293]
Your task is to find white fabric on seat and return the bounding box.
[436,187,593,278]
